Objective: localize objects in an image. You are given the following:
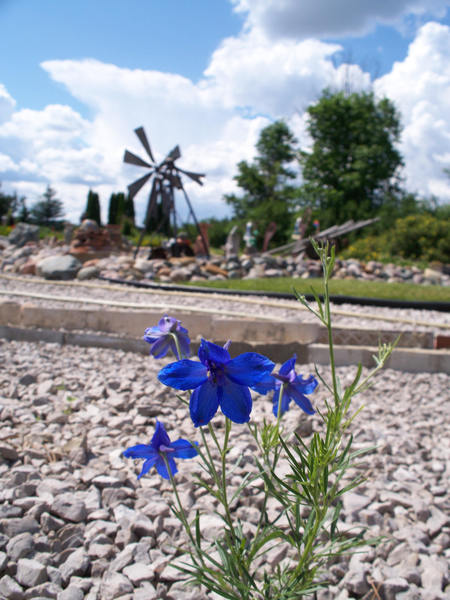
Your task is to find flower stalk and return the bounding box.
[123,242,395,599]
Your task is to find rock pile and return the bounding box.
[0,339,448,599]
[1,235,449,286]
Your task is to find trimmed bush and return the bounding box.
[341,213,450,264]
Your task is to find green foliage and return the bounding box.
[38,226,64,239]
[108,192,127,225]
[15,196,30,222]
[30,185,64,226]
[108,191,135,231]
[0,184,29,223]
[225,121,300,247]
[0,224,13,236]
[390,213,450,262]
[123,194,135,223]
[342,212,450,263]
[339,234,389,262]
[121,219,132,236]
[299,90,403,229]
[108,193,119,225]
[84,189,102,225]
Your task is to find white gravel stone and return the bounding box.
[16,557,48,587]
[0,322,448,599]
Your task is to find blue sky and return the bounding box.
[0,1,243,114]
[1,0,450,224]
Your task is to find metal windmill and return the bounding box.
[123,126,208,258]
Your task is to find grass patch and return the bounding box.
[184,277,450,303]
[0,225,13,237]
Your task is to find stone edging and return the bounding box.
[1,325,449,375]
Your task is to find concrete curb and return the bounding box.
[0,299,437,348]
[1,325,448,374]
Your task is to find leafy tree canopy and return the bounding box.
[224,121,300,246]
[0,184,21,222]
[30,185,64,226]
[299,89,404,229]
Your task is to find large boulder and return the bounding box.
[8,222,39,247]
[37,255,82,280]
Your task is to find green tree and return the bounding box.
[84,189,101,225]
[108,193,118,225]
[30,185,64,226]
[299,90,403,229]
[0,184,20,222]
[224,121,300,246]
[16,196,30,222]
[108,192,126,225]
[123,194,135,224]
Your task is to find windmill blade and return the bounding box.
[177,167,205,186]
[134,126,155,163]
[127,171,154,199]
[164,145,181,163]
[123,150,152,169]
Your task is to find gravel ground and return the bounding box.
[1,274,450,335]
[0,337,449,600]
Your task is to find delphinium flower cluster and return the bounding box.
[123,244,396,600]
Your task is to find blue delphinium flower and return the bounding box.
[253,354,318,417]
[123,421,198,480]
[158,339,275,427]
[143,315,190,359]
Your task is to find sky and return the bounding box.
[1,0,450,225]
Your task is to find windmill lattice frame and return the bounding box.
[123,126,208,258]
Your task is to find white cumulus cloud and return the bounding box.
[0,84,16,124]
[232,0,449,39]
[375,21,450,201]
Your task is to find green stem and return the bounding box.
[170,332,184,360]
[323,271,339,410]
[275,383,285,433]
[161,454,204,564]
[207,421,234,531]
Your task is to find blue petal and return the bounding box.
[158,360,208,391]
[251,373,276,395]
[151,421,171,450]
[198,339,230,367]
[138,454,159,479]
[219,379,252,424]
[190,381,219,427]
[272,388,291,417]
[143,327,163,343]
[123,444,157,460]
[170,439,199,459]
[149,336,171,358]
[294,374,318,395]
[279,355,297,377]
[158,315,178,333]
[177,331,191,358]
[288,385,315,415]
[155,456,178,479]
[226,353,275,386]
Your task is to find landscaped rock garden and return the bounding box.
[1,233,449,286]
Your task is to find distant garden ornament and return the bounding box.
[243,220,257,253]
